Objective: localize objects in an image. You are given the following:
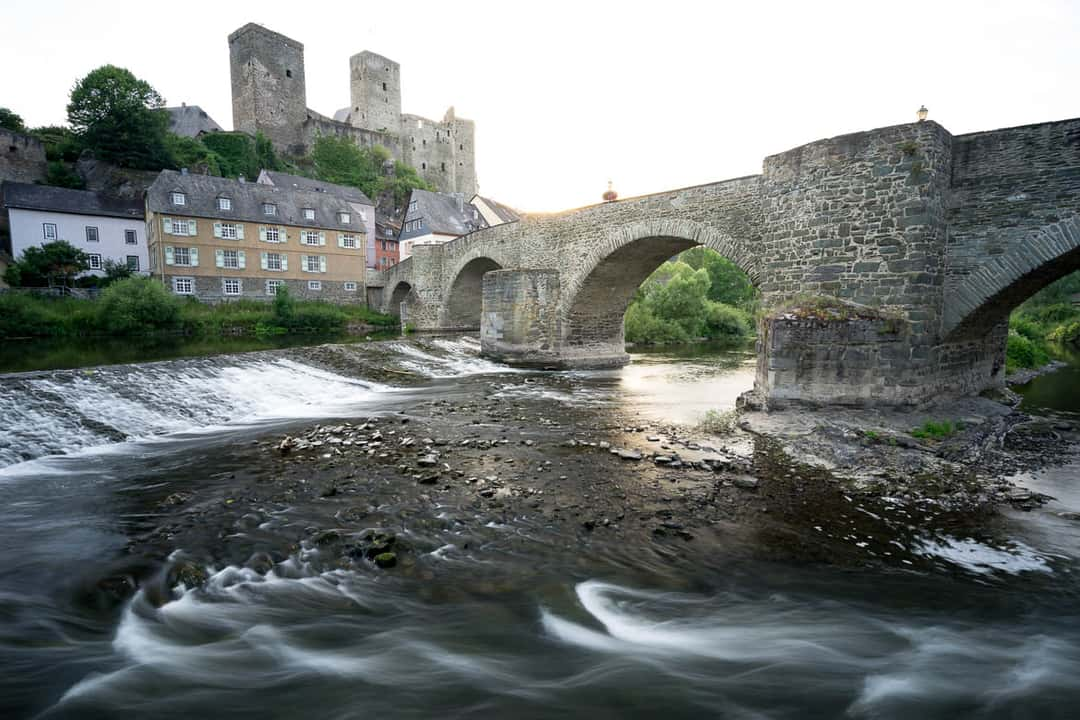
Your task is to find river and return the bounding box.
[0,337,1077,719]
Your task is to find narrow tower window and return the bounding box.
[286,69,292,78]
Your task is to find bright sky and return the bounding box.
[3,0,1078,211]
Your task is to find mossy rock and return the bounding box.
[373,552,397,569]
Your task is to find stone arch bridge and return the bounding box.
[368,118,1080,407]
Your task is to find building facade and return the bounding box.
[374,220,399,269]
[2,182,147,276]
[397,189,518,260]
[146,171,368,303]
[228,23,477,195]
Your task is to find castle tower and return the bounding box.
[349,51,402,137]
[447,108,478,196]
[228,24,308,155]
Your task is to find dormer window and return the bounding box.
[408,200,417,213]
[263,203,277,216]
[303,208,315,221]
[339,212,351,224]
[217,197,232,211]
[171,192,186,206]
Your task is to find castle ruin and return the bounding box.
[228,23,477,196]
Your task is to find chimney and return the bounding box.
[181,101,187,107]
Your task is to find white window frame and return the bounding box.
[172,277,194,295]
[126,255,140,271]
[173,246,192,266]
[266,253,283,271]
[339,212,351,224]
[220,223,238,240]
[172,219,190,236]
[303,208,315,221]
[264,226,281,243]
[171,192,186,206]
[217,197,232,211]
[221,249,240,269]
[43,223,58,241]
[85,226,99,243]
[263,203,277,216]
[302,254,324,273]
[222,278,242,296]
[87,253,102,270]
[308,280,322,291]
[265,279,283,296]
[344,281,358,292]
[340,234,357,249]
[124,229,137,245]
[301,230,321,246]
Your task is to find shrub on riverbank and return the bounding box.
[1005,272,1080,370]
[0,280,396,340]
[624,258,754,345]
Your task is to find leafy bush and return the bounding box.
[95,277,181,334]
[705,301,752,338]
[0,293,96,338]
[3,240,89,287]
[44,161,85,189]
[272,284,296,323]
[1048,320,1080,345]
[1005,330,1050,372]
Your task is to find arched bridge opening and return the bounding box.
[446,257,503,330]
[388,281,413,319]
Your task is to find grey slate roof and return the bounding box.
[258,170,372,205]
[165,106,223,137]
[474,195,520,224]
[402,189,484,237]
[147,170,364,231]
[1,181,144,219]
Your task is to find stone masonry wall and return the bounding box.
[480,270,561,367]
[0,129,47,185]
[229,24,309,155]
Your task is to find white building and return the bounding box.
[2,182,147,276]
[397,189,518,260]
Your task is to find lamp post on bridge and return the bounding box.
[917,105,929,122]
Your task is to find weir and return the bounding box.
[367,117,1080,408]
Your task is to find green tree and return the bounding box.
[163,132,222,175]
[67,65,171,169]
[3,240,90,288]
[43,161,85,189]
[310,135,432,204]
[0,107,26,133]
[679,246,757,309]
[30,125,83,161]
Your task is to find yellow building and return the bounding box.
[146,170,374,302]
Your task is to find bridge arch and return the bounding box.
[445,256,503,329]
[944,217,1080,339]
[558,219,758,360]
[388,281,413,318]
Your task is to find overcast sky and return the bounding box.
[3,0,1078,211]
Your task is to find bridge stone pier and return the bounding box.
[368,117,1080,408]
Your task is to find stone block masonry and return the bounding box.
[369,115,1080,408]
[0,129,47,186]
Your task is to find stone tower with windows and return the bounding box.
[228,23,308,156]
[227,23,477,196]
[349,51,402,138]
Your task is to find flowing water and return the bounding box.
[1,337,1078,719]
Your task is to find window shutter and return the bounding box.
[163,217,173,235]
[259,227,267,243]
[213,223,222,239]
[236,224,245,240]
[165,246,175,265]
[237,250,246,269]
[319,231,326,246]
[280,226,287,243]
[189,247,199,266]
[188,220,198,237]
[337,233,344,248]
[215,249,224,268]
[319,255,327,273]
[260,252,268,270]
[280,254,288,271]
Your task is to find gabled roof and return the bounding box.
[402,189,484,237]
[165,105,223,137]
[471,195,520,224]
[1,181,144,220]
[147,170,364,230]
[257,170,372,205]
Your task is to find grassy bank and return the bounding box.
[1006,271,1080,372]
[0,278,397,340]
